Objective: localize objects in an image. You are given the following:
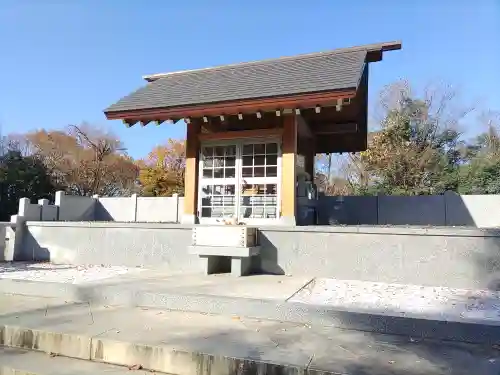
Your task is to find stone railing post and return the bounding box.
[172,193,179,223]
[131,193,138,222]
[4,215,26,261]
[0,225,6,261]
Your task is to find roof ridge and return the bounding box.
[143,40,401,82]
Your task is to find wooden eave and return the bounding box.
[104,88,357,123]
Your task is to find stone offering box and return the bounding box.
[188,226,260,276]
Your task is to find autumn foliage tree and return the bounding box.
[25,124,138,196]
[357,81,472,195]
[137,139,185,196]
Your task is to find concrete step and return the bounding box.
[0,346,134,375]
[1,294,500,375]
[2,274,500,345]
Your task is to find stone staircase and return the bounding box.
[0,296,500,375]
[0,347,132,375]
[1,293,500,375]
[3,263,500,374]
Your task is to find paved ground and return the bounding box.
[291,277,500,322]
[1,294,500,374]
[3,262,500,327]
[0,262,142,283]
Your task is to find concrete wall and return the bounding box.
[55,191,96,221]
[95,196,137,221]
[445,194,500,227]
[95,194,182,222]
[22,222,199,273]
[258,226,500,289]
[20,222,500,290]
[136,195,182,223]
[318,191,500,228]
[317,196,378,225]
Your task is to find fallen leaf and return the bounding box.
[128,364,143,370]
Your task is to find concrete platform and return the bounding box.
[0,347,132,375]
[1,294,500,375]
[3,264,500,344]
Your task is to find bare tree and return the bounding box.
[26,123,138,196]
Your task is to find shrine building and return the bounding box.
[104,41,401,226]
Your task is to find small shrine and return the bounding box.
[104,41,401,226]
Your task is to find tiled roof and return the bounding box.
[104,42,400,114]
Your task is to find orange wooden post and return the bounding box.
[182,120,201,224]
[280,115,298,225]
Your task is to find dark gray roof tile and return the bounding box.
[105,48,368,113]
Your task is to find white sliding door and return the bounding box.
[198,139,281,224]
[239,141,280,223]
[199,144,237,223]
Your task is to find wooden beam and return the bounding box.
[105,89,356,121]
[297,115,313,139]
[198,128,283,142]
[313,123,358,135]
[122,120,137,128]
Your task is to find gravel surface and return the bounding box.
[290,278,500,322]
[0,262,139,284]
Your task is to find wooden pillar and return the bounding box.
[305,138,316,180]
[182,120,201,224]
[280,115,298,225]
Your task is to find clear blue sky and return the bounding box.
[1,0,499,159]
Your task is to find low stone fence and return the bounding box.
[9,190,500,227]
[12,191,183,223]
[318,192,500,227]
[19,221,500,290]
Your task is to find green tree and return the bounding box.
[358,81,472,195]
[459,111,500,194]
[0,149,56,220]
